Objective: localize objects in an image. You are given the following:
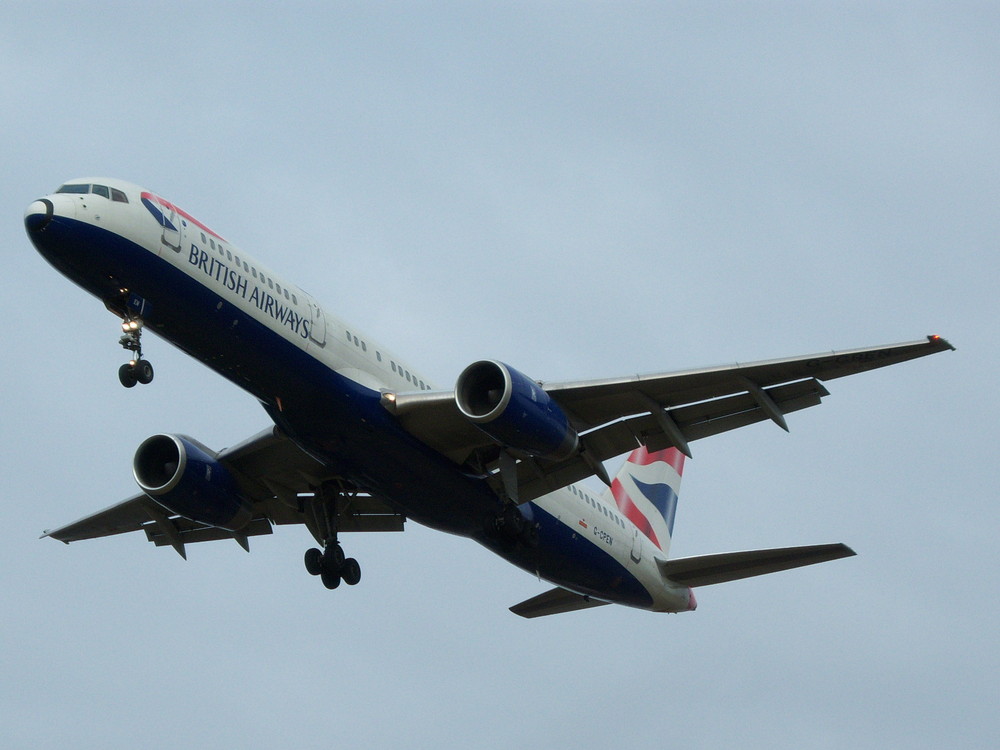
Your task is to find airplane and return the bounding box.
[24,177,954,618]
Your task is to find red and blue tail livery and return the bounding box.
[609,446,684,553]
[24,177,954,617]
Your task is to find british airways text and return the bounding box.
[187,245,311,339]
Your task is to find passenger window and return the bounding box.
[268,279,274,290]
[111,188,128,203]
[346,330,352,340]
[201,232,207,244]
[291,294,297,305]
[91,184,110,199]
[252,268,258,279]
[275,283,282,295]
[376,352,382,362]
[361,341,367,352]
[226,250,233,261]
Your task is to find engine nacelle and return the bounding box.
[133,434,253,531]
[455,360,579,461]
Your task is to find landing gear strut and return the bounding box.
[302,484,362,590]
[118,316,154,387]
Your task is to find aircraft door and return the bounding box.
[308,300,327,348]
[630,528,642,564]
[158,200,182,253]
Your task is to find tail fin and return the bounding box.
[603,446,685,554]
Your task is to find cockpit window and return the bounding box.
[54,183,129,203]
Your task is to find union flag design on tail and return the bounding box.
[606,446,685,554]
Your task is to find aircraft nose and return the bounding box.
[24,198,54,233]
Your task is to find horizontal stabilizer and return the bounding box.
[657,543,855,587]
[510,587,610,618]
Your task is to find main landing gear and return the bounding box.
[117,316,154,388]
[302,484,362,590]
[304,543,362,589]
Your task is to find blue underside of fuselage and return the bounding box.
[28,215,653,610]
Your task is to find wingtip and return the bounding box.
[39,529,69,544]
[927,334,956,351]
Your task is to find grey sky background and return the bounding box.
[2,3,996,748]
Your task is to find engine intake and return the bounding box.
[133,434,252,531]
[456,360,578,461]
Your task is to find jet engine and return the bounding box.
[455,360,578,461]
[133,434,253,531]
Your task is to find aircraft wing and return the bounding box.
[388,336,954,503]
[43,427,405,558]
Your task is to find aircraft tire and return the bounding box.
[304,547,323,576]
[118,363,137,388]
[323,543,346,568]
[134,359,154,385]
[321,568,342,589]
[342,558,361,586]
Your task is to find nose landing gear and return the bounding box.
[118,317,154,387]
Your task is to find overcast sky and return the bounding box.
[2,3,996,748]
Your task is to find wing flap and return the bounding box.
[510,587,610,618]
[145,516,274,547]
[656,543,856,587]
